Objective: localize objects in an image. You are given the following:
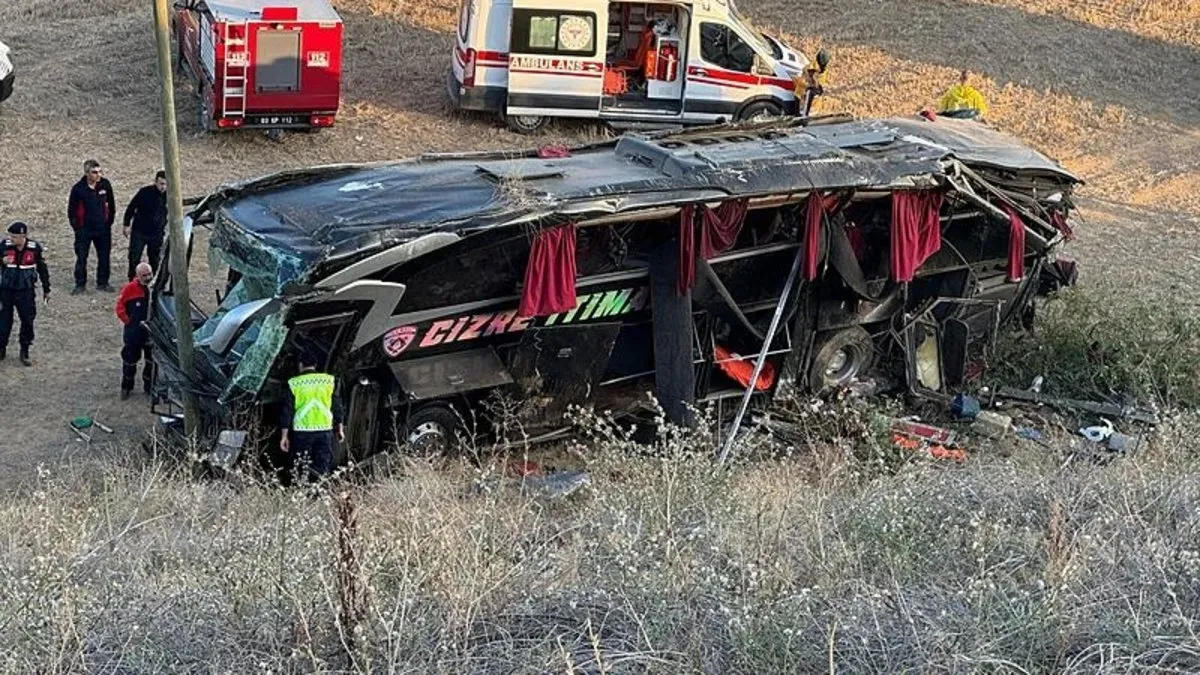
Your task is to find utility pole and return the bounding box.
[152,0,201,437]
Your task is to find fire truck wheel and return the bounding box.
[504,113,549,135]
[401,404,460,455]
[807,326,875,393]
[738,100,784,122]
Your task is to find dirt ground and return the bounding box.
[0,0,1196,487]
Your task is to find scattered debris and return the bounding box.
[890,418,956,445]
[950,393,981,420]
[67,415,114,443]
[971,410,1012,439]
[891,434,967,463]
[1079,419,1115,443]
[1106,432,1141,454]
[1015,426,1049,446]
[519,470,591,500]
[1029,375,1044,394]
[995,386,1159,425]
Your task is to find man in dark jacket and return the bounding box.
[122,171,168,281]
[115,262,155,399]
[0,222,51,366]
[67,159,117,293]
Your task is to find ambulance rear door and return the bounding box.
[506,0,605,119]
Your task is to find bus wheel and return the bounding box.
[807,326,875,393]
[504,113,550,135]
[401,404,460,455]
[738,100,784,122]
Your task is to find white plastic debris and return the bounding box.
[1079,418,1115,443]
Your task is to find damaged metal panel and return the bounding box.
[194,115,1077,291]
[389,347,514,400]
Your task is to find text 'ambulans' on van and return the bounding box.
[447,0,823,133]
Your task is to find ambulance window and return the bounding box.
[512,10,597,56]
[700,23,754,73]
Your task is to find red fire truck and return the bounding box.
[173,0,343,132]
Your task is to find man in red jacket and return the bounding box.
[115,262,154,399]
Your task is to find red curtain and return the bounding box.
[678,205,697,295]
[803,193,840,280]
[518,223,578,318]
[700,200,748,258]
[678,199,749,294]
[804,194,823,280]
[890,191,944,282]
[1003,206,1027,282]
[1050,210,1075,241]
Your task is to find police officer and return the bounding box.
[279,352,345,483]
[115,262,155,399]
[0,222,51,366]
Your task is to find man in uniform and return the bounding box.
[280,352,345,483]
[67,159,117,293]
[115,261,155,399]
[0,222,51,366]
[122,170,168,281]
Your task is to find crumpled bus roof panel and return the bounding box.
[210,116,1079,271]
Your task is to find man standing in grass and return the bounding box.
[938,70,989,119]
[280,351,345,484]
[115,262,155,399]
[67,159,117,294]
[122,171,168,281]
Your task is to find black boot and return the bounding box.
[121,360,137,396]
[0,346,6,361]
[19,347,31,366]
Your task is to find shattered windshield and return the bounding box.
[194,239,291,401]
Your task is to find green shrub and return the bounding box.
[996,285,1200,409]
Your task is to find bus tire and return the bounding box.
[400,403,460,455]
[503,113,550,135]
[738,100,784,122]
[807,326,875,393]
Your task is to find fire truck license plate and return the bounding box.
[249,115,302,126]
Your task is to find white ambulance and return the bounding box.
[447,0,827,133]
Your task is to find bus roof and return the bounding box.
[200,116,1078,284]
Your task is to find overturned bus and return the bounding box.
[148,114,1080,468]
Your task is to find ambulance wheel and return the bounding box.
[400,404,460,455]
[738,100,784,122]
[807,326,875,393]
[504,113,549,135]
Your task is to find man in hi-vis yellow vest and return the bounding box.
[280,352,344,482]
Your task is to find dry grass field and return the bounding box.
[0,0,1198,671]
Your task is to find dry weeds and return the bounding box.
[2,411,1199,672]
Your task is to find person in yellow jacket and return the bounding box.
[794,49,832,116]
[938,70,988,118]
[280,351,345,483]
